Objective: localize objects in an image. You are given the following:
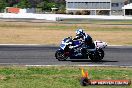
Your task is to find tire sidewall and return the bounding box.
[55,50,68,61]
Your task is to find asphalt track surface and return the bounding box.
[0,45,132,66]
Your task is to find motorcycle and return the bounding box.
[55,36,107,61]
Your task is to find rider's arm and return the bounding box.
[73,35,80,40]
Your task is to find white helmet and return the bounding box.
[76,28,84,35]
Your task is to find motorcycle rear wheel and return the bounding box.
[89,51,101,62]
[97,49,104,60]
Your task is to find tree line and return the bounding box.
[0,0,65,12]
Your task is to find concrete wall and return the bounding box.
[17,8,35,13]
[0,13,132,21]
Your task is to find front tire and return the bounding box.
[55,50,68,61]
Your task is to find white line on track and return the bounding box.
[0,63,132,68]
[0,44,42,46]
[25,65,132,68]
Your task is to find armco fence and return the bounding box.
[0,13,132,21]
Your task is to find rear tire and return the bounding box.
[55,50,68,61]
[97,49,104,60]
[89,51,101,62]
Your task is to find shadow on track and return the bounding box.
[67,59,118,63]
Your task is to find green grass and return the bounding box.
[0,23,73,30]
[42,26,132,31]
[63,19,132,24]
[0,24,70,29]
[87,20,132,24]
[0,20,132,31]
[45,25,132,31]
[0,23,132,31]
[0,66,131,88]
[84,28,132,31]
[45,26,71,29]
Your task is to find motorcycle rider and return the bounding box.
[69,28,95,58]
[73,28,95,49]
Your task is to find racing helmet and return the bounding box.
[76,28,84,35]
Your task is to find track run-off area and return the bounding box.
[0,45,131,66]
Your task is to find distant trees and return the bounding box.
[17,0,31,8]
[6,0,19,7]
[36,0,65,11]
[37,1,57,11]
[0,0,66,12]
[0,0,7,12]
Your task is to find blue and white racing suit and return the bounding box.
[74,33,95,49]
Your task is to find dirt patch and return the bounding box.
[0,21,131,45]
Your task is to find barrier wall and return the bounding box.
[0,13,132,21]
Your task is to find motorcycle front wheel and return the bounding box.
[55,50,68,61]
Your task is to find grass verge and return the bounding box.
[0,66,131,88]
[63,19,132,24]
